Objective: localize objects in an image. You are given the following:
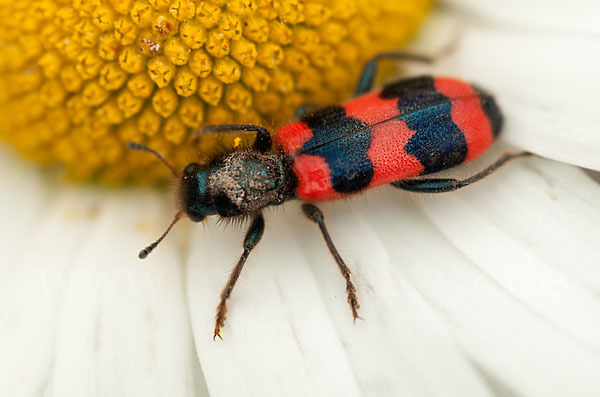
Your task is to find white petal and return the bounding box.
[407,5,600,170]
[0,150,48,269]
[406,156,600,396]
[50,190,203,397]
[0,149,206,396]
[0,152,64,395]
[446,0,600,34]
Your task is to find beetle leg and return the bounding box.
[301,203,361,322]
[192,124,272,153]
[355,35,462,96]
[355,52,433,96]
[294,102,322,119]
[391,152,532,193]
[213,214,265,340]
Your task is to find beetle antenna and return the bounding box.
[127,142,179,178]
[138,211,183,259]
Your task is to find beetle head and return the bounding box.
[179,162,217,222]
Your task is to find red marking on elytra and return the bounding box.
[343,91,400,125]
[434,78,494,161]
[293,154,342,201]
[367,119,424,188]
[275,122,313,154]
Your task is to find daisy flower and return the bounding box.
[1,0,600,396]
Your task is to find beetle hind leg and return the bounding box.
[302,203,361,322]
[391,152,532,193]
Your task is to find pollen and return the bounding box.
[0,0,432,184]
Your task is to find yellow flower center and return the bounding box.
[0,0,431,184]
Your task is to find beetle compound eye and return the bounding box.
[183,163,201,176]
[185,206,206,222]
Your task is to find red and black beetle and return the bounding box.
[129,51,528,339]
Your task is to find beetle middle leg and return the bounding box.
[355,35,461,96]
[214,214,265,340]
[294,103,323,119]
[391,152,532,193]
[355,52,434,96]
[302,203,361,322]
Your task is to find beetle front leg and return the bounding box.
[301,203,361,322]
[192,124,273,153]
[214,214,265,340]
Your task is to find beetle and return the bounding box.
[129,51,529,339]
